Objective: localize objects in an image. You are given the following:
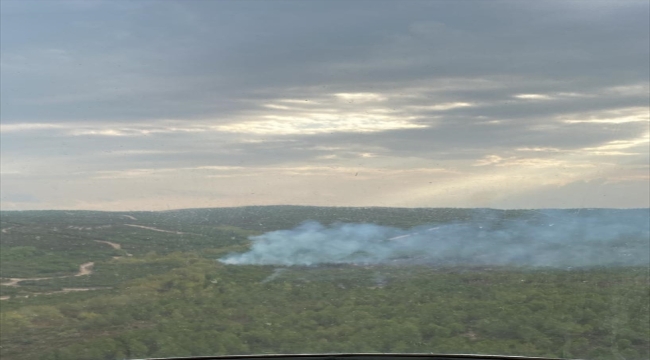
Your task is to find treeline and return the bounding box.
[1,254,647,360]
[10,207,645,234]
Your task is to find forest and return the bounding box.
[0,207,648,360]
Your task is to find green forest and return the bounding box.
[1,207,648,360]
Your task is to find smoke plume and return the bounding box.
[219,209,649,268]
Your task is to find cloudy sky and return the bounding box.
[1,0,648,210]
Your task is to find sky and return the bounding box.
[1,0,648,211]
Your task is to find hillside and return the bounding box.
[1,207,648,360]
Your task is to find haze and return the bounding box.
[1,0,648,210]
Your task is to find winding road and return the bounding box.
[1,262,95,287]
[0,218,201,301]
[94,240,133,257]
[1,238,130,300]
[125,224,186,234]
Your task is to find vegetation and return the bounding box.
[1,207,648,360]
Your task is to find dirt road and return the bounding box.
[76,262,94,276]
[95,240,122,249]
[0,236,129,300]
[125,224,186,234]
[94,240,133,257]
[1,262,95,287]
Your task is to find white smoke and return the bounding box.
[219,209,650,268]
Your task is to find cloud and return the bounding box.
[0,0,648,210]
[560,107,649,124]
[514,94,554,100]
[0,193,40,203]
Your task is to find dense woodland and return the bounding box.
[1,207,648,360]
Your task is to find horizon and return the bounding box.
[2,205,649,213]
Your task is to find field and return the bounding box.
[0,207,648,360]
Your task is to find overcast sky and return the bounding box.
[1,0,648,210]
